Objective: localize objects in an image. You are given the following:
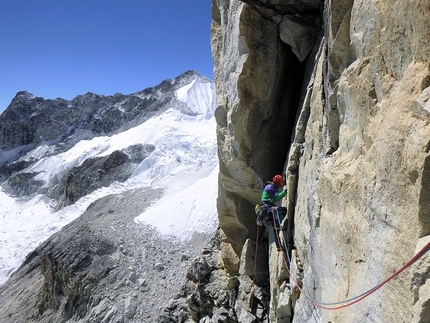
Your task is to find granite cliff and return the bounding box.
[206,0,430,322]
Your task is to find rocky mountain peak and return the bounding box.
[2,91,43,121]
[13,90,35,101]
[176,70,211,84]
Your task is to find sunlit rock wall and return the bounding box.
[212,0,430,322]
[290,1,430,322]
[211,0,306,274]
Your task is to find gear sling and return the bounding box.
[255,203,287,250]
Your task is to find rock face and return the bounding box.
[211,0,430,322]
[159,231,271,323]
[53,144,155,209]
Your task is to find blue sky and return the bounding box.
[0,0,213,113]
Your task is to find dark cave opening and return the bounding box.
[285,49,307,148]
[263,43,308,182]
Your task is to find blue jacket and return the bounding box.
[261,182,286,204]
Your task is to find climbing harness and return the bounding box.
[255,203,271,226]
[251,208,430,311]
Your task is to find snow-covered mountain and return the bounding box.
[0,70,219,288]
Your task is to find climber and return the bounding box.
[261,174,286,205]
[256,174,287,251]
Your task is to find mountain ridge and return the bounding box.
[0,70,209,154]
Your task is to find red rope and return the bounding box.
[272,211,430,310]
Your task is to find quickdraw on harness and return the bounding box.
[255,203,287,229]
[255,203,271,226]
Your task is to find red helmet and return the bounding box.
[273,174,284,186]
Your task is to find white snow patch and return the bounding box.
[134,163,218,240]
